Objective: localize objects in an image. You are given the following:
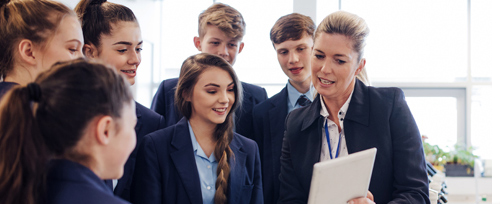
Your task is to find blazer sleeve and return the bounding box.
[278,115,307,204]
[388,89,430,204]
[250,141,264,204]
[131,135,163,204]
[151,80,166,117]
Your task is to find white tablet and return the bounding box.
[308,148,377,204]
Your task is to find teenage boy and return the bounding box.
[252,13,316,204]
[151,3,268,138]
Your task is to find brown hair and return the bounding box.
[0,0,74,78]
[198,3,246,41]
[175,53,243,204]
[0,59,133,204]
[314,11,370,61]
[270,13,316,45]
[74,0,137,49]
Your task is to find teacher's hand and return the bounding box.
[347,191,375,204]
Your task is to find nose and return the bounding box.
[218,45,229,58]
[128,51,141,66]
[320,61,333,75]
[218,91,229,104]
[76,50,84,59]
[289,51,299,64]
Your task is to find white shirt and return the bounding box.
[319,90,354,162]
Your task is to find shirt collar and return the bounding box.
[287,80,315,105]
[320,88,355,118]
[187,121,216,162]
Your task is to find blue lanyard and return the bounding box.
[324,120,342,159]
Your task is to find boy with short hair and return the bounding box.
[252,13,316,204]
[151,3,267,138]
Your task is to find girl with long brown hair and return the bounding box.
[131,53,263,204]
[0,0,84,99]
[0,59,136,204]
[74,0,166,200]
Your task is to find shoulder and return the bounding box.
[48,186,128,204]
[232,133,259,152]
[159,78,179,90]
[136,102,163,119]
[241,82,267,97]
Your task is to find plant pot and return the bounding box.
[444,164,474,177]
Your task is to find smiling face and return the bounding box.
[274,34,313,88]
[35,15,84,71]
[194,25,244,66]
[95,21,142,85]
[188,66,235,127]
[311,33,365,101]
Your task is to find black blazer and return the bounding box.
[252,86,288,204]
[151,78,268,139]
[131,118,264,204]
[279,79,430,204]
[46,159,129,204]
[114,102,166,201]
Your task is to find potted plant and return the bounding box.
[443,144,478,177]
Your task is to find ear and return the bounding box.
[84,43,99,59]
[17,39,37,66]
[238,42,244,54]
[355,58,366,76]
[193,36,202,51]
[183,90,192,102]
[95,115,114,145]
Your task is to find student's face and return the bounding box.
[195,25,244,66]
[96,21,142,85]
[189,67,235,126]
[35,15,84,71]
[274,34,313,87]
[107,101,137,179]
[311,33,364,100]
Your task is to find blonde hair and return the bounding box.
[198,3,245,41]
[315,11,370,86]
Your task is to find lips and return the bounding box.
[212,108,228,115]
[121,69,136,78]
[289,67,303,75]
[318,77,334,85]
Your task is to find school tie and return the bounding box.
[297,95,312,107]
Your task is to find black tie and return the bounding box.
[297,95,312,107]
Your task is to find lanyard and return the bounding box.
[325,119,342,160]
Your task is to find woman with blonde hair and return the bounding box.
[279,11,429,204]
[132,53,263,204]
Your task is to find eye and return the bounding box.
[315,54,325,59]
[228,87,234,92]
[297,47,305,52]
[211,42,220,45]
[229,43,237,47]
[207,90,216,94]
[337,59,346,65]
[279,50,288,55]
[135,48,143,53]
[69,48,77,53]
[118,49,127,53]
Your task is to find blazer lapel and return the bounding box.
[228,138,247,204]
[170,118,203,204]
[344,79,370,153]
[268,87,288,181]
[134,102,143,134]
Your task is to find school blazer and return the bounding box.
[252,86,288,204]
[114,102,166,201]
[46,159,129,204]
[151,78,268,139]
[278,79,430,204]
[131,118,264,204]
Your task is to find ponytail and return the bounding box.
[0,86,48,204]
[214,119,234,204]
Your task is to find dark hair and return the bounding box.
[0,0,75,78]
[198,3,246,41]
[74,0,137,49]
[270,13,316,45]
[0,59,133,204]
[175,53,242,204]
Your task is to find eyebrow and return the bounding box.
[113,40,144,46]
[204,81,235,88]
[314,49,349,58]
[66,39,82,44]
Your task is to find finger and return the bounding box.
[367,191,374,201]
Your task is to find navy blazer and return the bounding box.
[0,81,18,99]
[252,86,288,204]
[131,118,264,204]
[114,102,166,201]
[151,78,268,139]
[279,79,430,204]
[46,159,129,204]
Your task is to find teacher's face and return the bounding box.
[311,33,364,100]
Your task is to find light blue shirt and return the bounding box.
[188,121,218,204]
[286,81,315,113]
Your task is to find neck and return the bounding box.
[189,116,217,145]
[289,76,311,94]
[4,65,36,86]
